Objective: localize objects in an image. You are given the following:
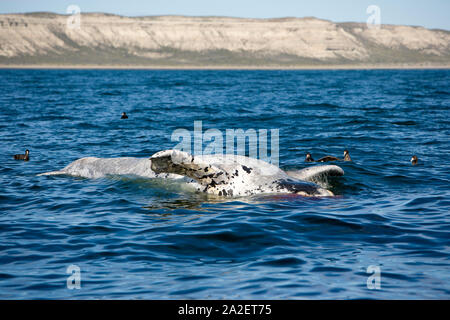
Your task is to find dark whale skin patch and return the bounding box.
[241,165,252,174]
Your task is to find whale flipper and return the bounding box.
[286,165,344,182]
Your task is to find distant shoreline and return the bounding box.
[2,14,449,68]
[1,64,450,70]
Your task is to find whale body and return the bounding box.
[150,150,341,197]
[39,150,344,197]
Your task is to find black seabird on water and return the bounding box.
[305,153,315,162]
[343,149,352,161]
[14,149,29,161]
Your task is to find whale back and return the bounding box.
[151,150,333,197]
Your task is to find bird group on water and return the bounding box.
[305,150,352,162]
[12,147,420,166]
[13,111,419,166]
[305,149,419,165]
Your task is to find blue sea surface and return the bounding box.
[0,69,449,299]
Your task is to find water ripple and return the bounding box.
[0,69,449,299]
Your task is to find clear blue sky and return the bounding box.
[1,0,449,30]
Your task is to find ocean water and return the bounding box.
[0,69,449,299]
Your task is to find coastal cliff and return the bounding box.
[1,13,449,67]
